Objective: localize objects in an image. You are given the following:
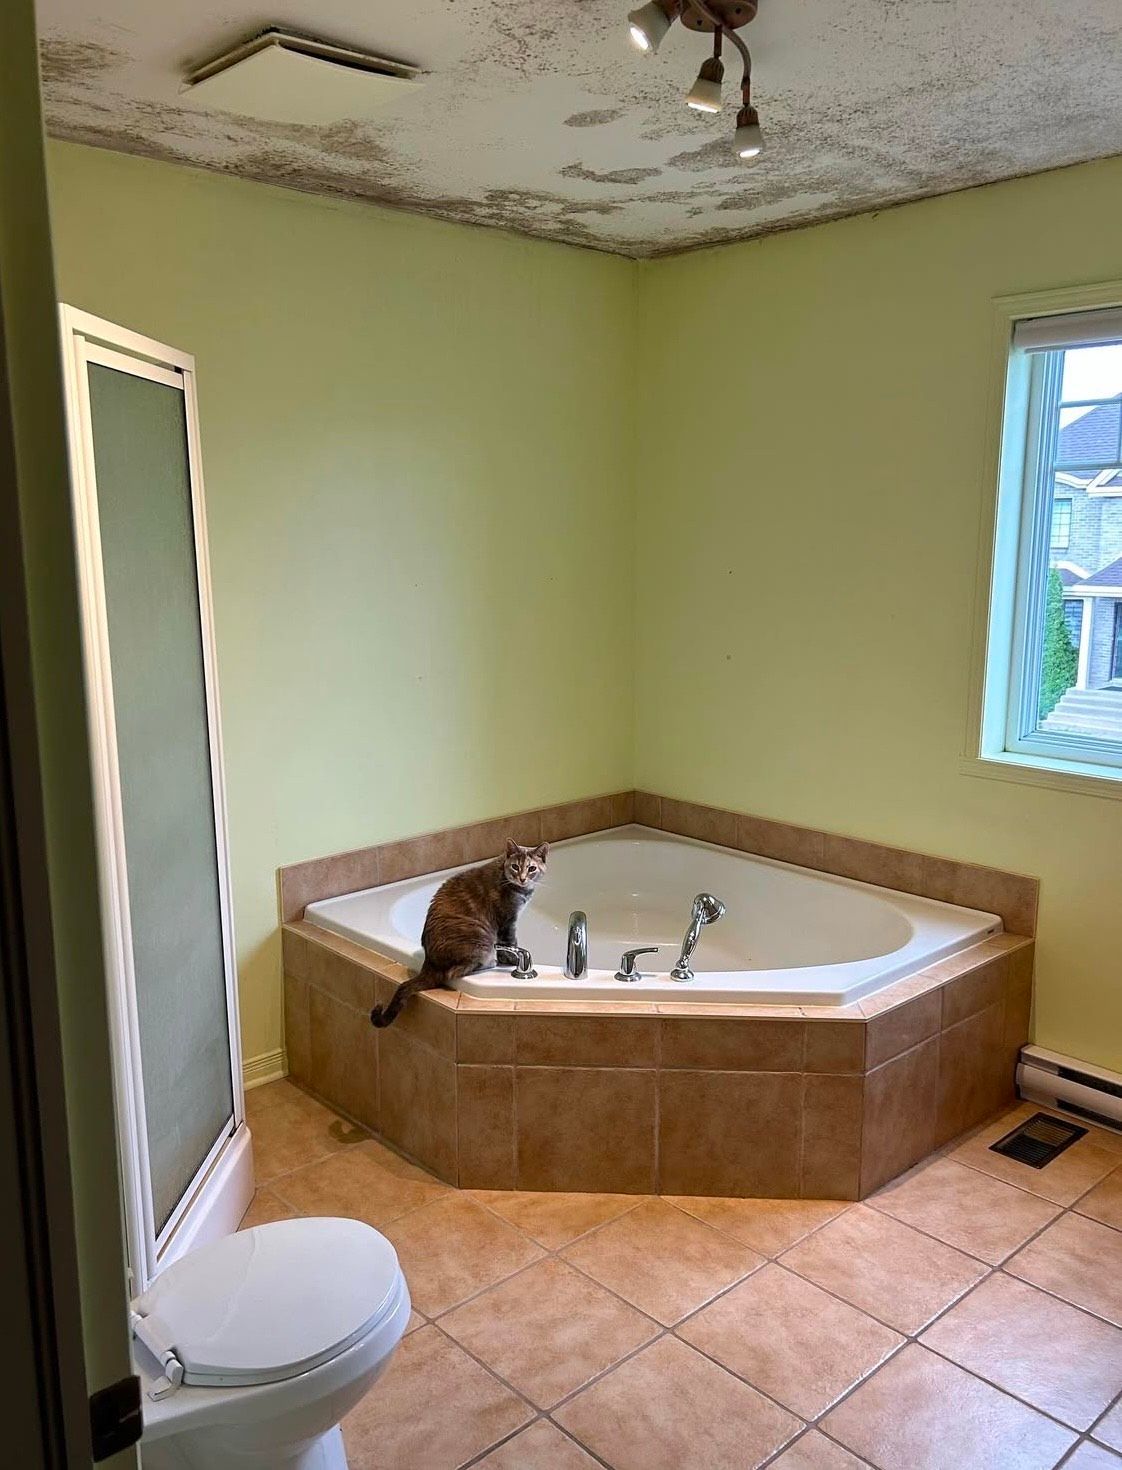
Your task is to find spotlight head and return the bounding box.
[628,1,674,54]
[734,103,764,158]
[686,54,724,113]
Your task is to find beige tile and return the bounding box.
[769,1433,872,1470]
[379,1028,457,1182]
[860,1038,939,1197]
[664,1196,847,1256]
[1095,1399,1122,1453]
[935,1003,1011,1147]
[554,1335,801,1470]
[820,834,925,894]
[1067,1443,1122,1470]
[238,1187,295,1229]
[804,1021,865,1074]
[342,1324,531,1470]
[475,1420,601,1469]
[802,1074,864,1200]
[516,1014,657,1067]
[870,1157,1061,1263]
[469,1190,644,1249]
[458,1066,515,1189]
[865,992,941,1069]
[821,1343,1075,1470]
[373,975,457,1055]
[679,1263,903,1419]
[441,1257,658,1408]
[283,974,311,1082]
[308,939,376,1011]
[659,1017,804,1070]
[281,924,308,980]
[248,1082,367,1182]
[949,1104,1121,1205]
[922,856,1039,936]
[1007,1213,1122,1326]
[561,1199,762,1325]
[458,1012,516,1064]
[270,1138,449,1226]
[941,954,1007,1029]
[634,790,661,828]
[308,986,379,1131]
[658,796,738,847]
[243,1076,298,1118]
[515,1067,656,1193]
[1077,1166,1122,1230]
[735,814,825,869]
[659,1070,802,1196]
[921,1273,1122,1431]
[539,795,616,843]
[382,1194,544,1317]
[780,1204,985,1333]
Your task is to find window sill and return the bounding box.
[960,751,1122,800]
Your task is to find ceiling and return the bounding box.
[35,0,1122,258]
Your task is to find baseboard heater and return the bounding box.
[1017,1045,1122,1136]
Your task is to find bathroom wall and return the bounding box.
[635,154,1122,1074]
[46,142,637,1066]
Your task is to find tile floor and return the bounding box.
[244,1080,1122,1470]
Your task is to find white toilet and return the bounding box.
[132,1216,410,1469]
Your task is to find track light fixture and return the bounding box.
[626,0,765,162]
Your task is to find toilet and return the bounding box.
[132,1216,410,1469]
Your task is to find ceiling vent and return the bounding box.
[183,30,422,127]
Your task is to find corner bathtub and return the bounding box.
[303,826,1002,1007]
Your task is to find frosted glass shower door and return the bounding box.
[60,308,250,1291]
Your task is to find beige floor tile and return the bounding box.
[244,1077,299,1117]
[921,1273,1122,1430]
[948,1104,1120,1205]
[270,1138,450,1226]
[238,1187,295,1229]
[1066,1443,1122,1470]
[248,1083,367,1181]
[405,1310,425,1334]
[1077,1167,1122,1231]
[441,1257,658,1408]
[1095,1399,1122,1453]
[475,1420,601,1468]
[870,1158,1061,1263]
[469,1189,646,1248]
[679,1263,902,1419]
[382,1194,544,1317]
[821,1343,1076,1470]
[665,1196,847,1256]
[561,1199,763,1326]
[769,1432,872,1469]
[1007,1213,1122,1326]
[554,1336,801,1470]
[780,1204,986,1333]
[343,1325,532,1470]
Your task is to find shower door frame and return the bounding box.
[59,306,250,1293]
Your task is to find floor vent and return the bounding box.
[991,1112,1087,1169]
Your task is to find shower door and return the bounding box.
[60,307,251,1292]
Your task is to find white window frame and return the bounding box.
[965,283,1122,799]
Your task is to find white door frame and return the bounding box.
[58,305,251,1293]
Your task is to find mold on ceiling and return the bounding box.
[35,0,1122,256]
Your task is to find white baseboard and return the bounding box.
[243,1047,287,1090]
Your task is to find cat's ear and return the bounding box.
[505,838,520,858]
[534,843,549,863]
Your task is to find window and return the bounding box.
[979,302,1122,782]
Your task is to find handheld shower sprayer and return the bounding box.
[670,892,726,981]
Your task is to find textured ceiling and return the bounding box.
[35,0,1122,257]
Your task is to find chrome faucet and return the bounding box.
[670,893,726,981]
[615,946,660,982]
[565,911,588,979]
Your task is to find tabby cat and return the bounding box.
[369,839,549,1028]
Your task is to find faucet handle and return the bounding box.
[615,946,660,983]
[498,945,537,979]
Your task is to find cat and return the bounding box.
[369,839,549,1028]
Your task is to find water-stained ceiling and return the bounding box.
[35,0,1122,257]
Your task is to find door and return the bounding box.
[1114,602,1122,680]
[60,309,251,1292]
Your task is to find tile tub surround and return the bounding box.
[283,920,1034,1198]
[246,1078,1122,1470]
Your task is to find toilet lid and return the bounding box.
[133,1217,403,1388]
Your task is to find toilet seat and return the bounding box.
[132,1217,403,1390]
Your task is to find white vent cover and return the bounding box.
[183,30,422,127]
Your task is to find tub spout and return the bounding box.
[670,893,726,982]
[565,911,588,979]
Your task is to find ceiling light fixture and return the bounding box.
[627,0,765,163]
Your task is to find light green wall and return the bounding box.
[635,155,1122,1074]
[46,142,637,1063]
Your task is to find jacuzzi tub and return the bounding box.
[302,825,1002,1006]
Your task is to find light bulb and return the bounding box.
[734,105,764,158]
[627,2,672,54]
[686,56,724,113]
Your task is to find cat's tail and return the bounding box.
[369,966,438,1029]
